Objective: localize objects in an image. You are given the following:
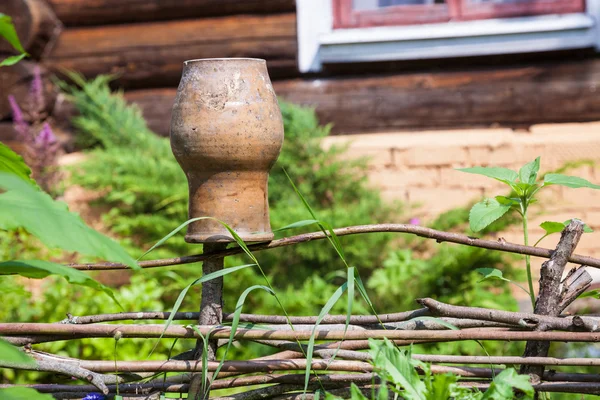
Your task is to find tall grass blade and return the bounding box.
[303,282,348,395]
[148,263,256,356]
[210,285,275,385]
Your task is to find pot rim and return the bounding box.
[183,58,266,65]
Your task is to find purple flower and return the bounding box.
[35,123,57,148]
[30,65,44,113]
[409,218,421,225]
[83,394,105,400]
[8,95,29,139]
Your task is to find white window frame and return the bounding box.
[297,0,600,73]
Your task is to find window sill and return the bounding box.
[320,13,596,64]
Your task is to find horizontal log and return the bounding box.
[45,13,298,89]
[124,57,600,134]
[0,0,62,59]
[47,0,296,26]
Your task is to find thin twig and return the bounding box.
[2,323,600,341]
[67,224,600,271]
[417,298,600,332]
[0,358,110,395]
[58,308,430,325]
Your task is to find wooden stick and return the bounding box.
[188,242,227,400]
[521,220,584,383]
[68,224,600,271]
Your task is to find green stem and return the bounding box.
[522,209,536,309]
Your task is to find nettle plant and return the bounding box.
[458,157,599,308]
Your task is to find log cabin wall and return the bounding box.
[4,0,600,277]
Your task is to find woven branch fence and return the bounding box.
[2,221,600,399]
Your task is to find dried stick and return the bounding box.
[3,323,600,341]
[188,242,227,400]
[558,266,593,311]
[68,224,600,271]
[417,298,600,331]
[58,308,430,325]
[0,358,110,395]
[521,220,584,382]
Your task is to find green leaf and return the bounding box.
[540,221,568,236]
[481,368,534,399]
[0,173,138,269]
[349,383,369,400]
[476,267,510,283]
[0,53,27,67]
[495,196,520,206]
[0,338,35,365]
[543,173,600,189]
[368,338,426,400]
[0,143,35,185]
[426,373,458,400]
[456,166,518,185]
[469,198,512,232]
[579,290,600,299]
[0,14,27,53]
[519,157,540,185]
[0,387,54,400]
[0,260,121,306]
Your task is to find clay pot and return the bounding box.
[170,58,284,243]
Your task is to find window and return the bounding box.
[333,0,585,28]
[297,0,599,72]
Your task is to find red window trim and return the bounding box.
[459,0,585,20]
[333,0,585,29]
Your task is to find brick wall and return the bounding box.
[324,121,600,291]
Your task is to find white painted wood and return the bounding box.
[320,13,594,44]
[321,28,596,63]
[296,0,333,72]
[586,0,600,50]
[296,0,600,72]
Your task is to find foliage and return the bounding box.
[458,157,600,308]
[0,140,138,394]
[324,338,534,400]
[0,13,28,66]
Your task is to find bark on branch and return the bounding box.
[521,220,585,383]
[68,224,600,271]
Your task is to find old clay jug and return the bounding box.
[170,58,284,243]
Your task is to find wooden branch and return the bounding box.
[2,323,600,342]
[67,224,600,271]
[188,243,227,400]
[417,298,600,331]
[58,308,430,325]
[558,266,593,312]
[45,13,298,89]
[521,220,585,382]
[47,0,296,26]
[1,358,110,394]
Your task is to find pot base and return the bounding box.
[185,231,274,244]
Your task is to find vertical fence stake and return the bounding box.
[520,220,585,390]
[188,242,227,400]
